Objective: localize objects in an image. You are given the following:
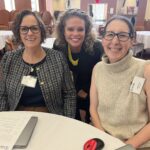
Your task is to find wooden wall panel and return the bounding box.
[15,0,31,11]
[39,0,46,12]
[136,0,147,26]
[101,0,117,18]
[0,0,5,10]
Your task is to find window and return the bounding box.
[89,3,107,25]
[31,0,39,11]
[4,0,15,11]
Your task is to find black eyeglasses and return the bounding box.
[20,25,40,34]
[103,31,131,42]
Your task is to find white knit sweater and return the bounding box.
[93,51,150,147]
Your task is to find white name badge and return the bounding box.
[21,75,37,88]
[130,76,145,94]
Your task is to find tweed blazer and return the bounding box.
[0,47,76,118]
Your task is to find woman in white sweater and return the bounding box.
[90,15,150,150]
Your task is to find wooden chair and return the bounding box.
[10,10,19,21]
[41,11,54,36]
[135,25,144,31]
[9,10,20,30]
[0,10,10,30]
[144,20,150,31]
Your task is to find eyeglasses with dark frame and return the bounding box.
[103,31,132,42]
[20,25,40,34]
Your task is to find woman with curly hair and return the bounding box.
[53,9,104,123]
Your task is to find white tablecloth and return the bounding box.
[0,111,125,150]
[0,30,13,50]
[136,31,150,49]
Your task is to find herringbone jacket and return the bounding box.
[0,47,76,118]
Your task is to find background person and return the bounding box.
[53,9,103,123]
[0,10,76,118]
[90,15,150,149]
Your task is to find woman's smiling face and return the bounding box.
[102,20,133,63]
[20,15,41,50]
[64,16,85,51]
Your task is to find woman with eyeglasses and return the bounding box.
[0,10,76,118]
[53,9,104,123]
[90,15,150,149]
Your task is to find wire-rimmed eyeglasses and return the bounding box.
[103,31,132,42]
[20,25,40,34]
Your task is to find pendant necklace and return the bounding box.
[68,46,79,66]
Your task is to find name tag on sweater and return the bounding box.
[130,76,145,94]
[21,75,37,88]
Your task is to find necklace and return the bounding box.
[68,46,79,66]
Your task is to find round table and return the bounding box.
[0,30,13,50]
[136,31,150,49]
[0,111,125,150]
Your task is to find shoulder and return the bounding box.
[1,48,22,64]
[144,60,150,78]
[52,39,67,56]
[132,57,147,68]
[92,61,103,81]
[143,61,150,97]
[93,61,103,72]
[44,47,67,62]
[44,47,63,57]
[133,58,150,85]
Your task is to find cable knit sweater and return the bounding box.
[93,51,150,147]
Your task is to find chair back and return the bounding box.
[41,11,54,35]
[144,20,150,31]
[10,10,19,21]
[0,9,10,30]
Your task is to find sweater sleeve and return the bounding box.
[0,53,10,111]
[59,52,76,118]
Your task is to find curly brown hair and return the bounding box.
[55,9,97,53]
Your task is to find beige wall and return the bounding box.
[116,0,124,14]
[53,0,65,11]
[124,0,136,7]
[46,0,53,13]
[70,0,80,9]
[47,0,80,13]
[15,0,31,11]
[145,0,150,20]
[0,0,5,9]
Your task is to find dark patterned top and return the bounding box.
[0,47,76,118]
